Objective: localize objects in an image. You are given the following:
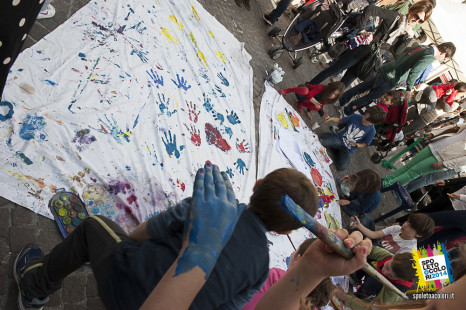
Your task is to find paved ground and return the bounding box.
[1,0,399,308]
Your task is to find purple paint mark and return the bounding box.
[72,129,97,152]
[109,181,131,195]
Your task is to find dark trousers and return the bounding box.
[339,72,392,111]
[20,216,128,307]
[309,46,371,88]
[319,132,352,171]
[418,211,466,249]
[267,0,292,23]
[396,195,454,223]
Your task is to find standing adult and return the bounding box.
[308,1,434,88]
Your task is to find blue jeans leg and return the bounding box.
[309,48,366,85]
[268,0,292,23]
[320,133,352,171]
[405,169,458,193]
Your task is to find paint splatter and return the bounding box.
[161,130,183,158]
[234,158,248,174]
[147,69,164,88]
[19,115,46,141]
[97,115,132,144]
[236,139,251,153]
[45,80,57,86]
[72,129,97,152]
[0,101,14,121]
[217,72,229,86]
[205,123,230,151]
[189,32,198,48]
[197,50,208,66]
[277,112,289,128]
[18,83,35,95]
[169,15,184,31]
[184,124,201,146]
[16,152,33,165]
[176,179,186,191]
[161,27,179,44]
[215,51,227,64]
[226,110,241,125]
[171,74,191,91]
[192,6,200,21]
[208,31,215,38]
[109,181,132,195]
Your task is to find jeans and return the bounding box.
[267,0,292,23]
[20,216,128,307]
[383,147,440,187]
[319,132,352,171]
[340,72,392,111]
[310,46,370,88]
[405,169,458,193]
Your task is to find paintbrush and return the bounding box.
[279,195,409,300]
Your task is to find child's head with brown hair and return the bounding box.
[407,0,433,24]
[389,252,416,281]
[249,168,318,232]
[321,82,345,104]
[363,105,387,125]
[347,169,381,195]
[381,90,402,107]
[407,213,435,239]
[454,82,466,99]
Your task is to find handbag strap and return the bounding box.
[381,15,401,44]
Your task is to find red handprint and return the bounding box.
[236,138,251,153]
[184,124,201,146]
[182,101,200,123]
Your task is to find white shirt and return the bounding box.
[381,225,417,254]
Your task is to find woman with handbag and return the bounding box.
[308,1,433,88]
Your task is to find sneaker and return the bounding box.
[14,244,49,310]
[37,4,56,20]
[263,14,274,26]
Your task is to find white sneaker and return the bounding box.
[37,4,56,20]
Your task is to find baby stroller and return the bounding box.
[370,98,409,164]
[267,0,351,68]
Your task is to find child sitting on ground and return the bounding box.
[242,238,334,310]
[337,169,382,216]
[13,164,319,309]
[334,246,416,310]
[280,81,345,121]
[350,213,434,254]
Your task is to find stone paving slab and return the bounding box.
[1,0,398,308]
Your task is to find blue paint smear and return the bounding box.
[45,79,56,86]
[0,101,15,121]
[19,115,46,140]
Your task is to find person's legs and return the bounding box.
[383,147,439,187]
[319,132,343,149]
[266,0,292,23]
[339,76,377,108]
[334,148,352,171]
[309,48,366,85]
[280,86,309,96]
[340,65,359,89]
[319,133,351,170]
[417,195,454,214]
[405,169,458,193]
[419,211,466,249]
[17,215,128,306]
[344,75,392,112]
[403,117,428,136]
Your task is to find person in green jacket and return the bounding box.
[340,42,456,115]
[334,246,416,310]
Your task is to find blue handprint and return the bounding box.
[97,114,131,144]
[212,111,224,125]
[198,68,210,83]
[130,49,148,63]
[161,130,181,159]
[225,167,234,178]
[214,85,226,97]
[221,126,233,139]
[147,69,164,88]
[303,152,315,168]
[172,73,191,91]
[202,93,214,112]
[217,72,230,86]
[226,110,241,125]
[157,94,177,117]
[234,158,248,175]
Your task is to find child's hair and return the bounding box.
[437,42,456,59]
[347,169,381,194]
[385,90,402,106]
[364,105,387,124]
[297,238,335,308]
[392,252,416,281]
[408,0,433,22]
[454,82,466,92]
[407,213,435,238]
[321,82,345,104]
[249,168,318,232]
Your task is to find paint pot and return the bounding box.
[48,191,90,238]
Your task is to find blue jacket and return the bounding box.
[347,190,381,214]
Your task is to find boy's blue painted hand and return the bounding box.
[176,163,246,278]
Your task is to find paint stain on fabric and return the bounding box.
[127,194,139,208]
[0,101,15,121]
[236,139,251,153]
[208,31,215,38]
[288,111,300,128]
[45,80,57,86]
[184,124,201,146]
[169,15,184,31]
[161,27,179,44]
[215,51,227,64]
[72,129,97,152]
[197,51,208,66]
[176,179,186,192]
[18,83,35,95]
[109,181,132,195]
[56,156,65,162]
[277,112,289,128]
[189,32,198,48]
[19,115,46,140]
[205,123,230,151]
[191,6,200,21]
[16,152,33,165]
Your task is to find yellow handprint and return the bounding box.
[169,15,184,31]
[215,51,227,64]
[161,27,179,45]
[197,50,208,66]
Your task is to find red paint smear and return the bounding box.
[127,194,139,208]
[177,179,186,191]
[124,206,133,214]
[204,123,230,151]
[71,68,83,74]
[90,177,97,182]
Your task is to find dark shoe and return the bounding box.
[343,106,352,116]
[234,0,243,7]
[14,244,49,310]
[244,0,251,10]
[263,14,274,26]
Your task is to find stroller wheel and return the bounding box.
[268,27,281,37]
[310,53,319,64]
[293,57,303,69]
[268,46,283,60]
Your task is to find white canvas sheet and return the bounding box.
[1,0,256,232]
[258,83,342,270]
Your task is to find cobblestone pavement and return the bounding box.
[1,0,398,308]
